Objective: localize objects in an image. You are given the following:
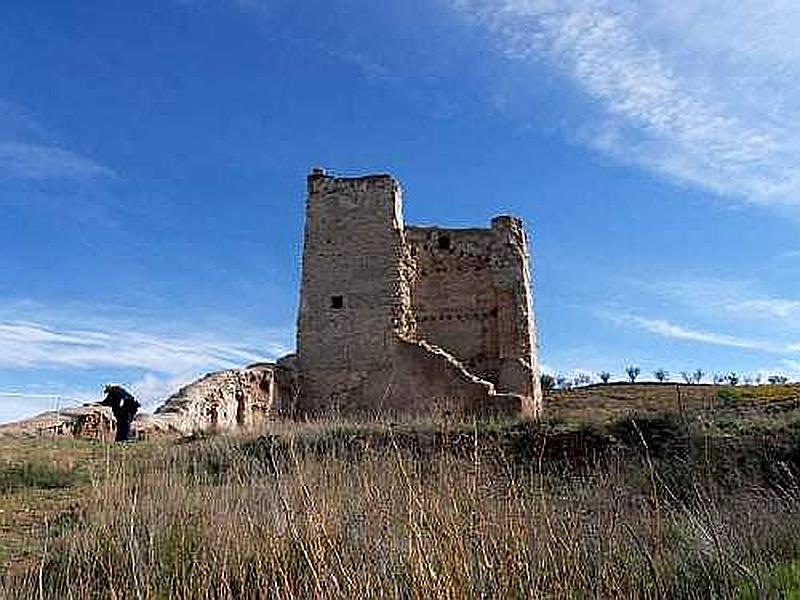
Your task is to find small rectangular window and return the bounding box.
[331,295,344,309]
[438,235,451,250]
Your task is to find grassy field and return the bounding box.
[1,383,800,598]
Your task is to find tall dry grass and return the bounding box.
[5,417,800,598]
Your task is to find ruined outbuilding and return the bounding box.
[0,404,117,440]
[141,363,296,436]
[293,169,542,418]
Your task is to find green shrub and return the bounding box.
[717,387,740,406]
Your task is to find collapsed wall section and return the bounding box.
[394,339,528,417]
[405,226,501,384]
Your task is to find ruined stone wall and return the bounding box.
[295,170,542,418]
[393,340,527,417]
[0,170,542,437]
[405,226,504,387]
[0,405,117,440]
[152,363,290,434]
[0,363,296,440]
[406,217,541,409]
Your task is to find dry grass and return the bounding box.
[548,382,800,423]
[0,438,159,576]
[2,410,800,598]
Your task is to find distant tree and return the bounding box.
[743,374,753,385]
[768,374,789,385]
[726,372,739,386]
[573,373,592,387]
[654,369,669,383]
[625,366,641,383]
[556,374,568,389]
[754,373,762,385]
[713,373,725,385]
[693,369,704,384]
[599,371,611,384]
[540,373,556,392]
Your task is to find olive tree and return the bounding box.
[625,366,641,383]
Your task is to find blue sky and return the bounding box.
[1,0,799,421]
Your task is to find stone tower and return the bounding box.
[295,168,542,418]
[296,170,414,413]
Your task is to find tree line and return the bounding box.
[540,368,792,391]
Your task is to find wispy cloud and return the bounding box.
[610,313,775,351]
[0,302,293,417]
[777,249,800,261]
[0,320,288,373]
[0,142,114,181]
[451,0,800,205]
[604,310,800,359]
[0,392,84,424]
[651,279,800,321]
[0,101,114,182]
[780,359,800,378]
[129,372,201,412]
[653,279,800,324]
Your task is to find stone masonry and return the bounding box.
[294,169,542,418]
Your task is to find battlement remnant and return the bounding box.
[295,170,542,418]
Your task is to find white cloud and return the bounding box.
[0,304,293,421]
[0,142,114,181]
[654,279,800,323]
[729,299,800,320]
[779,359,800,378]
[538,361,555,374]
[0,101,114,182]
[0,388,99,423]
[452,0,800,205]
[0,319,288,373]
[0,373,220,423]
[611,313,776,351]
[0,393,73,424]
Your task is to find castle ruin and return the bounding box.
[0,168,542,439]
[294,169,542,418]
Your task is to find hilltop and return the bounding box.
[548,381,800,423]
